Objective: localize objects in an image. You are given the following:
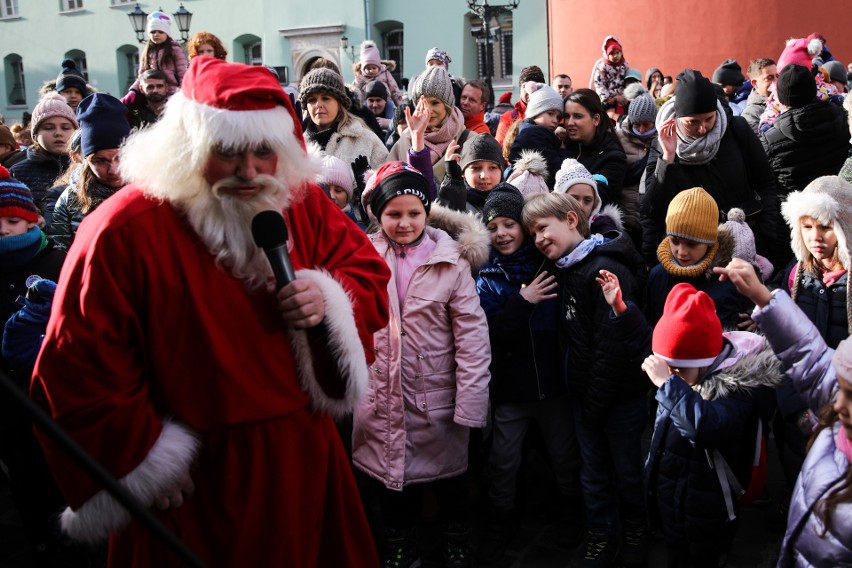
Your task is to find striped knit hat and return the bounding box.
[0,165,39,222]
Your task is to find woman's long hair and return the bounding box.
[564,88,618,142]
[809,405,852,536]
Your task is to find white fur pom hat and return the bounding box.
[782,175,852,269]
[506,150,549,196]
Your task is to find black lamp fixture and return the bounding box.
[465,0,520,108]
[127,3,148,44]
[172,3,193,43]
[340,36,357,61]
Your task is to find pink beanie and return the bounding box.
[359,41,382,69]
[318,155,355,199]
[32,92,79,134]
[777,35,824,71]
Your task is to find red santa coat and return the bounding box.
[31,183,390,567]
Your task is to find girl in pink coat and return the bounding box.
[353,161,491,568]
[129,11,188,97]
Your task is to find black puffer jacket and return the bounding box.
[557,231,648,427]
[562,131,627,204]
[760,101,850,199]
[46,176,120,252]
[641,116,780,266]
[788,267,849,349]
[509,121,563,187]
[8,147,70,209]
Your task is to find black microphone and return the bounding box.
[251,210,296,290]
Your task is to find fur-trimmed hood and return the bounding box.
[594,203,625,233]
[352,59,398,75]
[426,202,491,270]
[781,176,852,270]
[694,331,783,401]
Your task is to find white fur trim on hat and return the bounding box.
[60,420,200,543]
[781,176,851,269]
[287,268,369,417]
[654,352,718,368]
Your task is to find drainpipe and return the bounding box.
[364,0,371,40]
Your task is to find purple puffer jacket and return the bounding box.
[352,206,491,491]
[752,291,852,567]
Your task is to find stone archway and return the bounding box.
[279,25,346,82]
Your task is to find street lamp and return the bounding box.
[466,0,519,108]
[340,36,356,61]
[127,3,148,44]
[172,3,193,43]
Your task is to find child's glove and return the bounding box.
[351,155,370,193]
[2,279,58,380]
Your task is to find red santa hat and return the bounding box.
[652,283,723,368]
[178,56,305,151]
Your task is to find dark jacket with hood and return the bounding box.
[561,131,627,205]
[557,230,648,427]
[508,121,563,187]
[476,244,565,404]
[760,100,851,199]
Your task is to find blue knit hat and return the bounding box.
[76,94,132,157]
[55,59,88,95]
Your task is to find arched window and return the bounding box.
[116,45,140,93]
[64,49,88,81]
[383,29,404,86]
[4,53,26,105]
[234,34,262,66]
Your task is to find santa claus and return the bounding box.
[31,57,389,567]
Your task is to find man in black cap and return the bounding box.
[363,80,395,141]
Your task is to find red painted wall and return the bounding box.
[548,0,851,88]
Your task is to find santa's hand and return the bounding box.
[155,471,194,510]
[277,279,326,329]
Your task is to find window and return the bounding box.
[245,42,262,66]
[116,45,139,93]
[60,0,83,12]
[383,29,404,87]
[110,0,134,5]
[0,0,19,18]
[469,13,513,83]
[500,31,512,78]
[4,54,26,105]
[64,50,88,81]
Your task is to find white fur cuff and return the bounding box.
[288,268,369,417]
[61,420,200,543]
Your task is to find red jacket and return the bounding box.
[464,110,491,135]
[495,99,527,145]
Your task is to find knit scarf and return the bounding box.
[657,236,719,278]
[632,126,657,139]
[555,233,610,269]
[466,187,490,211]
[837,427,852,464]
[424,107,465,164]
[0,226,46,268]
[491,242,541,286]
[656,99,728,165]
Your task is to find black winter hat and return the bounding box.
[364,80,388,100]
[460,133,505,171]
[674,69,717,117]
[55,59,88,95]
[482,183,525,224]
[777,64,816,108]
[712,59,745,86]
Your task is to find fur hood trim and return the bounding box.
[426,203,491,270]
[512,149,549,178]
[782,187,850,269]
[595,203,624,232]
[695,332,783,401]
[352,60,397,74]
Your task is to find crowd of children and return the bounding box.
[1,25,851,568]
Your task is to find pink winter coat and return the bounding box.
[353,211,491,491]
[130,39,188,96]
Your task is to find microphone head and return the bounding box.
[251,210,289,249]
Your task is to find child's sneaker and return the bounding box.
[444,523,472,568]
[383,528,421,568]
[621,521,648,568]
[579,531,620,567]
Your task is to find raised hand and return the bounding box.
[519,271,558,304]
[713,259,772,308]
[641,354,671,388]
[595,269,627,315]
[658,117,677,163]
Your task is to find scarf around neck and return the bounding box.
[555,233,610,269]
[837,426,852,464]
[0,226,47,268]
[657,236,719,278]
[424,106,464,164]
[491,241,541,286]
[657,98,728,165]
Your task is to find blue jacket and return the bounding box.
[9,147,71,209]
[752,291,852,567]
[476,244,565,404]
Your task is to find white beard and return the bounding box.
[176,174,289,289]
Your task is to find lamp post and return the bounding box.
[127,3,148,44]
[465,0,519,108]
[172,3,193,43]
[340,36,356,61]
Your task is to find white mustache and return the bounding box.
[211,174,282,199]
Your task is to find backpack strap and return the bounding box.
[456,128,471,148]
[708,448,744,521]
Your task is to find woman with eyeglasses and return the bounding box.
[47,94,130,251]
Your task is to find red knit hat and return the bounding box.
[179,56,305,149]
[0,165,39,223]
[605,38,623,55]
[652,283,723,368]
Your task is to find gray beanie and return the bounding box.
[524,84,563,120]
[628,94,658,124]
[299,68,351,110]
[460,133,504,171]
[409,65,455,107]
[823,60,847,87]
